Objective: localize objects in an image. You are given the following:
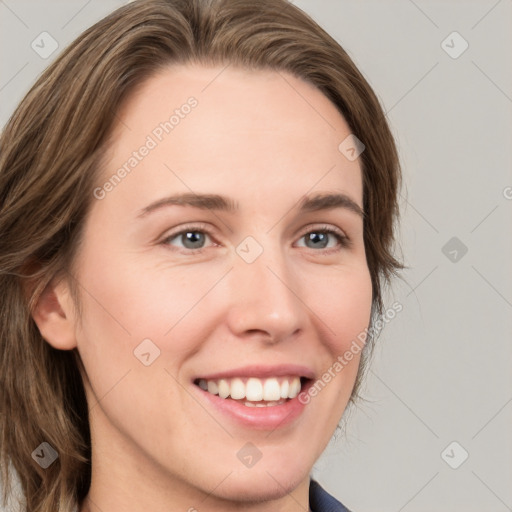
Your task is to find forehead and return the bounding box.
[98,64,363,212]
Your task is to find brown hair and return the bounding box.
[0,0,404,510]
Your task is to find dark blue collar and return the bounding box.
[309,479,352,512]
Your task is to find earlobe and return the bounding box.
[31,278,78,350]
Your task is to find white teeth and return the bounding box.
[207,380,218,395]
[289,377,301,398]
[263,378,281,401]
[218,379,230,399]
[230,378,245,400]
[243,399,286,407]
[280,379,289,399]
[197,376,304,403]
[246,378,263,401]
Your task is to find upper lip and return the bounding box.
[194,364,316,381]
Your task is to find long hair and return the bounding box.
[0,1,404,510]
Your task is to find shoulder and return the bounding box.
[309,479,353,512]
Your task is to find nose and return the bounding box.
[224,239,305,344]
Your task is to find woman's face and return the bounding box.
[68,64,372,506]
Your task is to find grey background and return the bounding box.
[1,1,511,511]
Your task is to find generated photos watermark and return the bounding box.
[298,301,403,404]
[93,96,198,200]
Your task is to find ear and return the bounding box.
[31,277,78,350]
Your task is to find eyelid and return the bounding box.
[296,223,348,240]
[160,222,216,246]
[160,222,352,252]
[295,223,352,250]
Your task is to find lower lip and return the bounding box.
[193,384,310,430]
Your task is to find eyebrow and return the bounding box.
[136,191,364,219]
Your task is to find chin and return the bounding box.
[214,476,305,503]
[204,458,311,503]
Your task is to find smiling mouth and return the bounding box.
[193,376,309,407]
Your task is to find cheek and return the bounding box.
[74,250,228,363]
[73,254,207,430]
[306,264,373,354]
[300,263,373,408]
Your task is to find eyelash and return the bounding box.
[160,223,352,255]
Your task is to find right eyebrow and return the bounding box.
[136,192,238,218]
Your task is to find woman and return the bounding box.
[0,1,403,511]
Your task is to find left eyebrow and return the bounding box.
[136,192,364,219]
[297,192,364,219]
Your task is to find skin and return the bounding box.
[33,64,373,512]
